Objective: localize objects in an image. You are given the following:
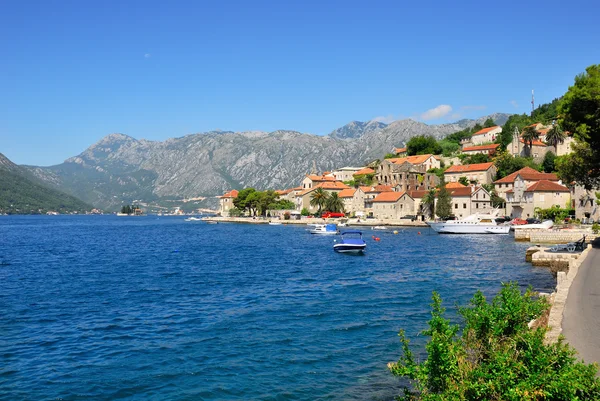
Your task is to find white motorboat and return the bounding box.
[333,231,367,254]
[512,220,554,230]
[310,224,339,235]
[427,212,510,234]
[268,221,282,225]
[185,217,202,221]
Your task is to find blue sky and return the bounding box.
[1,0,598,166]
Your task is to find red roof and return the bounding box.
[473,126,500,136]
[448,187,473,197]
[445,162,495,173]
[494,167,559,184]
[306,174,337,182]
[220,189,238,198]
[298,181,350,196]
[387,154,435,166]
[462,144,500,152]
[372,191,409,202]
[394,147,407,154]
[519,138,546,147]
[408,190,429,199]
[338,188,357,198]
[353,167,375,176]
[373,184,394,192]
[525,180,570,193]
[446,182,466,188]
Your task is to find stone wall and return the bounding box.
[515,229,596,243]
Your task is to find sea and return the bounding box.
[0,215,555,400]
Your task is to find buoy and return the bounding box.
[393,230,398,234]
[417,232,421,235]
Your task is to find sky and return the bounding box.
[1,0,599,166]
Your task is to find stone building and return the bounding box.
[371,191,415,220]
[219,189,238,216]
[444,162,497,185]
[375,155,439,192]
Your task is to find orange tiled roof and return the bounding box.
[394,147,407,154]
[372,191,408,202]
[388,154,435,165]
[525,180,569,192]
[306,174,337,182]
[445,162,495,173]
[408,189,429,199]
[462,144,500,152]
[494,167,559,184]
[519,138,546,147]
[297,181,350,197]
[220,189,238,198]
[372,184,394,192]
[276,189,293,195]
[446,182,466,188]
[359,186,374,193]
[353,167,375,176]
[338,188,357,198]
[473,126,500,136]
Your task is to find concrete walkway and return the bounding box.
[562,248,600,364]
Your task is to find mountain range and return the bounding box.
[18,114,510,211]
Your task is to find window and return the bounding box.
[455,203,458,209]
[539,194,545,202]
[476,203,479,209]
[463,203,467,209]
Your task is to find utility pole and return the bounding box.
[531,89,535,116]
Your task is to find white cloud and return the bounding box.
[420,104,452,121]
[461,105,487,111]
[144,53,151,58]
[510,100,519,108]
[372,115,396,124]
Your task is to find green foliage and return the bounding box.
[592,223,599,234]
[325,192,344,213]
[269,199,295,210]
[542,151,557,173]
[407,135,442,156]
[545,124,566,153]
[535,205,574,221]
[438,139,460,157]
[120,204,141,214]
[435,185,452,219]
[301,207,310,216]
[493,151,541,179]
[389,282,600,400]
[445,128,472,145]
[346,173,375,187]
[228,207,242,217]
[482,183,506,208]
[427,168,446,181]
[498,114,534,149]
[283,211,291,220]
[460,152,490,165]
[458,176,469,186]
[531,97,562,123]
[234,188,290,216]
[521,126,540,157]
[558,64,600,189]
[384,153,397,159]
[421,189,436,219]
[483,118,495,128]
[309,187,329,213]
[0,169,92,214]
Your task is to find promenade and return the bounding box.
[562,247,600,365]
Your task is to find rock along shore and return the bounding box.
[201,216,428,227]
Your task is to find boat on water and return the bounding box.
[372,226,386,230]
[310,224,339,235]
[427,212,510,234]
[268,221,282,225]
[206,220,218,224]
[333,231,367,254]
[185,217,202,221]
[511,219,554,230]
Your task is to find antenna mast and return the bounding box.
[531,89,535,116]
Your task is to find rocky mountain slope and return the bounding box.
[0,153,91,214]
[23,114,511,211]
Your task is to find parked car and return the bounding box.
[402,215,417,221]
[321,212,345,218]
[495,216,511,224]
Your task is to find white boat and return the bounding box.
[372,226,387,230]
[185,217,202,221]
[268,221,282,225]
[309,224,339,235]
[333,231,367,254]
[427,212,510,234]
[512,220,554,230]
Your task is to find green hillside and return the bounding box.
[0,153,92,214]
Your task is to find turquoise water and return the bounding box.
[0,216,555,400]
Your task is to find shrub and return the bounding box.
[301,208,310,216]
[388,282,600,400]
[593,223,600,234]
[283,212,291,220]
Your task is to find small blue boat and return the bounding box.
[333,231,367,254]
[310,223,339,235]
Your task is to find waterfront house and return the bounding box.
[372,191,415,220]
[470,126,502,146]
[331,167,364,182]
[504,180,570,218]
[494,167,559,199]
[447,186,493,218]
[338,187,366,215]
[301,173,338,190]
[295,181,350,213]
[219,189,238,216]
[360,185,394,216]
[461,143,500,156]
[444,162,497,185]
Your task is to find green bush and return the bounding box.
[593,223,600,234]
[301,207,310,216]
[389,282,600,400]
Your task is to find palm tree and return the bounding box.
[421,189,436,220]
[545,124,566,154]
[325,192,345,213]
[521,126,539,157]
[310,187,329,214]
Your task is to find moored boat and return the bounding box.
[333,231,367,254]
[427,212,510,234]
[310,224,339,235]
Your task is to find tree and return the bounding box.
[389,283,600,400]
[483,118,495,128]
[325,192,344,213]
[521,125,539,157]
[497,113,534,149]
[542,150,557,173]
[435,185,452,219]
[421,189,436,219]
[558,64,600,189]
[493,150,541,179]
[233,188,256,215]
[257,190,280,216]
[458,176,469,186]
[438,139,460,157]
[545,123,566,154]
[406,135,442,156]
[460,152,490,165]
[309,187,329,214]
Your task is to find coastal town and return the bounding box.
[217,121,599,226]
